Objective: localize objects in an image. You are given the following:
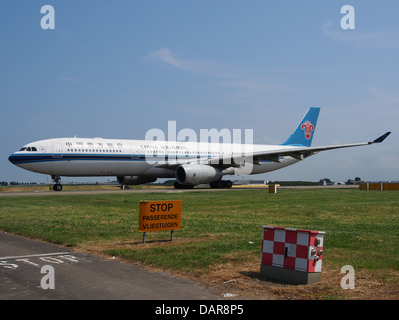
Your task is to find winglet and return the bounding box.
[372,132,391,144]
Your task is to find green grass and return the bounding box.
[0,189,398,276]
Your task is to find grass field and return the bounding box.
[0,188,398,299]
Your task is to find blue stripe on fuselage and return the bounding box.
[8,153,207,165]
[8,153,142,165]
[9,153,280,166]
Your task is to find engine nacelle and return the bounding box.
[117,176,157,185]
[175,164,222,185]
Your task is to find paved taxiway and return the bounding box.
[0,232,218,300]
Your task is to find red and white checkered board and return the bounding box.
[261,226,324,273]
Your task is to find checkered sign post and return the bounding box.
[260,226,325,285]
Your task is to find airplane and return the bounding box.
[8,107,390,191]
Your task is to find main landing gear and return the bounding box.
[51,175,63,191]
[174,181,194,189]
[173,180,233,189]
[210,179,233,189]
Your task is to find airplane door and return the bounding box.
[52,142,63,159]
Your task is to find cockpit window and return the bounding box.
[20,147,37,152]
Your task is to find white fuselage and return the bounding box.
[10,108,388,188]
[9,137,300,178]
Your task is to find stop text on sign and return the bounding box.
[139,200,182,232]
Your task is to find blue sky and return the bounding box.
[1,1,398,183]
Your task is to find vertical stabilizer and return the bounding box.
[281,107,320,147]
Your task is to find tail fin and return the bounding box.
[281,107,320,147]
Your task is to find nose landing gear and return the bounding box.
[51,175,63,191]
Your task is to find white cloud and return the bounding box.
[217,79,293,93]
[144,48,295,103]
[147,48,186,69]
[322,20,376,42]
[58,75,91,87]
[321,20,399,48]
[145,48,215,74]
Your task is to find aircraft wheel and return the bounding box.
[174,181,182,189]
[210,181,223,188]
[174,182,194,189]
[225,180,233,188]
[210,181,219,188]
[211,180,232,189]
[53,184,63,191]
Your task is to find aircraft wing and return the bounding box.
[201,131,392,167]
[155,132,391,168]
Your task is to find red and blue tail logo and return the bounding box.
[301,120,314,140]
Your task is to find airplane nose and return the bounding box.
[8,154,18,164]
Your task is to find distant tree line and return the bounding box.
[0,181,38,186]
[268,181,318,186]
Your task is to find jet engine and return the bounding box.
[117,176,157,185]
[175,164,222,185]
